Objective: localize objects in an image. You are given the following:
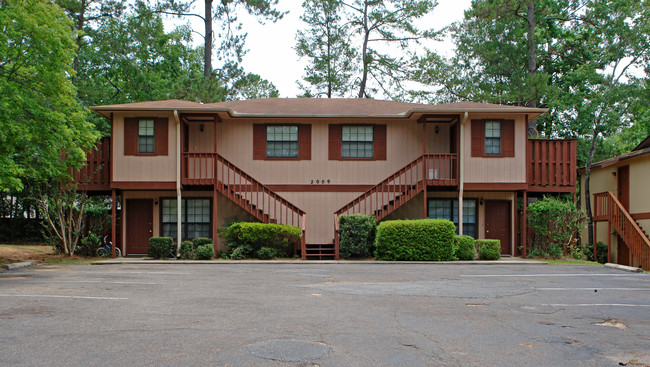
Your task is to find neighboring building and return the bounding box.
[76,98,576,259]
[580,136,650,270]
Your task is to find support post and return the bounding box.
[212,119,218,252]
[522,191,528,257]
[174,111,182,251]
[593,195,597,262]
[607,221,611,263]
[422,122,427,218]
[111,189,116,258]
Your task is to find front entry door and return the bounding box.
[126,199,153,255]
[485,200,512,255]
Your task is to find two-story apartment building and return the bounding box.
[77,98,576,259]
[580,136,650,270]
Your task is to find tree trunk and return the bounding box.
[584,126,599,248]
[204,0,213,78]
[357,1,370,98]
[72,0,86,84]
[525,0,538,137]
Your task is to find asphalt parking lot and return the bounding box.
[1,263,648,367]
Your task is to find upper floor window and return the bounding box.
[342,125,374,158]
[138,119,155,154]
[266,125,298,158]
[253,124,311,160]
[470,119,514,158]
[484,121,501,155]
[124,117,168,156]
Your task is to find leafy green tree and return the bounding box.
[295,0,355,98]
[0,0,98,192]
[157,0,285,78]
[343,0,437,98]
[415,0,578,135]
[558,0,650,247]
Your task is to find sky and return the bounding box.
[165,0,473,98]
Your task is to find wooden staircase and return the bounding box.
[594,191,650,270]
[333,153,458,259]
[183,152,307,258]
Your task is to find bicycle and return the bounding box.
[97,235,122,257]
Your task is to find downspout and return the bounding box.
[458,112,468,236]
[174,110,182,253]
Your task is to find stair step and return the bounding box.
[304,243,336,260]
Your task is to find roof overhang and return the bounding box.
[90,98,549,120]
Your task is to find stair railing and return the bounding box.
[183,152,307,257]
[594,191,650,270]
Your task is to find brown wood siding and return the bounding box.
[328,124,342,160]
[502,120,515,157]
[252,124,266,160]
[471,120,484,157]
[374,124,387,160]
[298,124,311,160]
[155,118,168,156]
[124,118,137,156]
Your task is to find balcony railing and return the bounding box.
[527,139,576,190]
[72,137,111,191]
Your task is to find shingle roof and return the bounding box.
[92,98,548,118]
[586,146,650,170]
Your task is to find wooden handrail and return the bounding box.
[183,152,307,256]
[334,153,457,218]
[593,191,650,270]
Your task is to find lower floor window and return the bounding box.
[161,198,211,240]
[428,199,477,238]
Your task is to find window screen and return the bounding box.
[266,126,298,158]
[342,126,373,158]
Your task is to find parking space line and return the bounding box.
[461,273,644,277]
[541,303,650,307]
[0,294,128,300]
[537,287,649,291]
[50,280,156,285]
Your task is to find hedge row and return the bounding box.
[338,214,376,259]
[375,219,456,261]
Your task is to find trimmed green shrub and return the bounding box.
[583,241,608,263]
[179,241,195,260]
[454,235,475,260]
[148,237,174,259]
[338,214,377,258]
[476,239,500,260]
[222,222,301,259]
[229,245,252,260]
[256,247,283,260]
[78,232,102,257]
[374,219,455,261]
[527,196,585,259]
[196,244,215,260]
[193,237,212,247]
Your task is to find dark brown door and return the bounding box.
[126,199,153,255]
[485,200,512,255]
[617,237,630,266]
[617,165,630,210]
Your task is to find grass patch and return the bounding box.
[43,258,97,264]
